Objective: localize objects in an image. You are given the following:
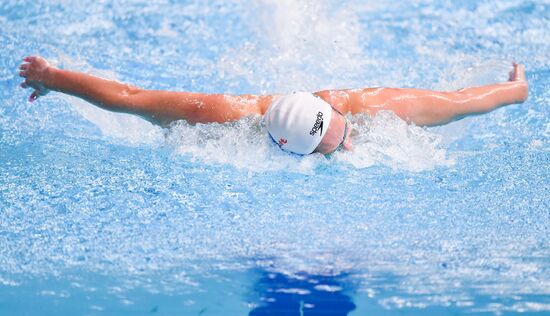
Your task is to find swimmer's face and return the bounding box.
[314,107,352,155]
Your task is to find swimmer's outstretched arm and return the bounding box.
[315,63,528,126]
[20,56,528,128]
[18,56,273,126]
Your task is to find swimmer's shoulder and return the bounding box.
[314,90,351,114]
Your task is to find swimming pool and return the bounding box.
[0,0,549,315]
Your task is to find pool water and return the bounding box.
[1,0,549,315]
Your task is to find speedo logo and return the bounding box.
[309,112,324,136]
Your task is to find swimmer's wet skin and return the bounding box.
[18,56,528,156]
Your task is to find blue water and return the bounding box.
[1,0,549,315]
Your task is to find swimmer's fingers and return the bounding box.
[509,63,526,82]
[24,56,37,63]
[19,56,51,102]
[516,64,526,81]
[28,90,47,102]
[508,63,516,81]
[29,91,39,103]
[26,85,49,102]
[20,56,36,75]
[23,56,49,68]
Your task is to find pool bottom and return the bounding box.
[1,269,548,316]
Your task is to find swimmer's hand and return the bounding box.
[19,56,52,102]
[509,63,528,103]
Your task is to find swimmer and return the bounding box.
[18,56,528,155]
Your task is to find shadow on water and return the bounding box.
[249,269,356,316]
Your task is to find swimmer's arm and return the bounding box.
[19,56,272,125]
[41,68,269,124]
[315,64,528,126]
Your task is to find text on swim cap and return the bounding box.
[310,112,324,137]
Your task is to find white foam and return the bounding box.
[55,0,453,172]
[55,56,164,146]
[163,111,452,172]
[61,94,163,145]
[165,116,327,174]
[219,0,371,93]
[335,112,453,171]
[432,60,515,146]
[56,15,114,36]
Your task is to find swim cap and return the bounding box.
[265,92,333,155]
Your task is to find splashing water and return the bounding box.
[219,0,370,93]
[335,112,453,171]
[51,0,454,173]
[0,0,549,315]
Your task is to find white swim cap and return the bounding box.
[265,92,333,155]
